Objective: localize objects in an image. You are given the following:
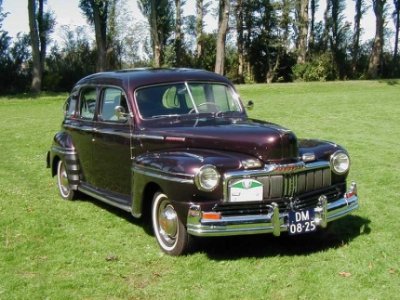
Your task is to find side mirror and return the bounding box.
[114,105,128,120]
[246,100,254,111]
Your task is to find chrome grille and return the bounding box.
[251,168,332,199]
[215,184,343,215]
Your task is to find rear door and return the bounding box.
[66,86,98,185]
[92,87,133,196]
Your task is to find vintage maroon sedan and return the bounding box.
[47,68,359,255]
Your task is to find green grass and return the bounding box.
[1,81,399,299]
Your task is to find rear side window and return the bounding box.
[79,88,97,120]
[99,88,128,122]
[64,96,78,117]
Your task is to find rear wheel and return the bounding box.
[151,192,192,255]
[56,160,76,200]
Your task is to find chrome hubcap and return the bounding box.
[58,162,70,196]
[158,203,178,243]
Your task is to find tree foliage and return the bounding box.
[0,2,31,94]
[138,0,174,67]
[79,0,119,71]
[2,0,400,94]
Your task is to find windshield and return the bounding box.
[135,82,242,119]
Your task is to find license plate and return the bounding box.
[229,179,263,202]
[288,209,317,235]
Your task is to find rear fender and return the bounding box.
[48,131,80,189]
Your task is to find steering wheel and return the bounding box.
[188,102,221,114]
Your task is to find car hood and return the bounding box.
[139,117,299,163]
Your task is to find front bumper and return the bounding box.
[186,183,359,237]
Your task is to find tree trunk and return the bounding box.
[90,0,107,71]
[236,0,244,83]
[215,0,230,75]
[175,0,183,66]
[196,0,203,59]
[28,0,42,93]
[150,0,161,67]
[37,0,47,80]
[309,0,317,49]
[296,0,309,64]
[393,0,399,65]
[266,52,281,83]
[352,0,363,76]
[368,0,386,78]
[322,0,331,51]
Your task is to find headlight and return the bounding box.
[195,165,220,192]
[330,151,350,175]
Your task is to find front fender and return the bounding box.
[298,138,350,183]
[131,149,254,218]
[298,139,347,161]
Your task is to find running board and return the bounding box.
[78,184,132,213]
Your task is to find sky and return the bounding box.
[1,0,213,41]
[1,0,395,48]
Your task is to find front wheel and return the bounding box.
[57,160,76,200]
[151,192,192,255]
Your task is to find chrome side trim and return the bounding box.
[51,146,77,155]
[132,134,164,141]
[187,184,359,237]
[132,165,194,184]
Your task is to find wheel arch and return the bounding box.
[48,131,81,190]
[133,181,163,220]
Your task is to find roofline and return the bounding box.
[75,68,233,90]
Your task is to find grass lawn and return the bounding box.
[0,81,399,299]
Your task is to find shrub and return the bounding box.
[293,53,337,81]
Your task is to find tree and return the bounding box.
[195,0,211,61]
[242,1,256,81]
[139,0,174,67]
[0,0,10,58]
[322,0,332,50]
[215,0,230,75]
[296,0,309,64]
[352,0,367,76]
[80,0,116,71]
[393,0,400,67]
[368,0,387,78]
[309,0,319,50]
[330,0,350,79]
[236,0,244,83]
[45,26,96,91]
[28,0,54,93]
[174,0,184,66]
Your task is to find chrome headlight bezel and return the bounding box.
[195,165,221,192]
[330,150,350,175]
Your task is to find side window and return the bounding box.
[79,87,97,120]
[64,96,78,117]
[99,88,128,122]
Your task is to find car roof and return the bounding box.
[75,68,233,91]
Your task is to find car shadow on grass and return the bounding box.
[75,195,370,259]
[195,215,371,260]
[74,194,153,234]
